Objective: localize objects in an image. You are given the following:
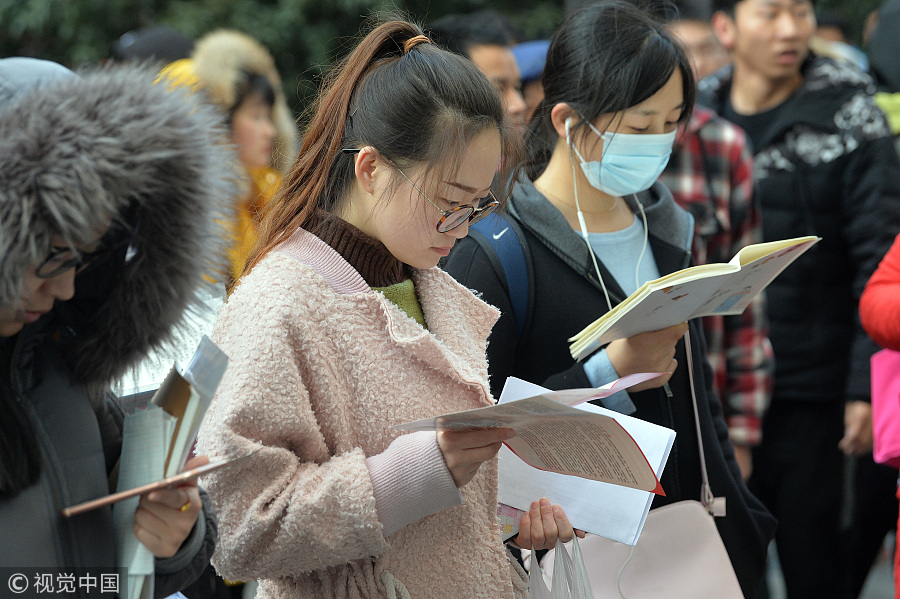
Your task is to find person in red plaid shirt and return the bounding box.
[661,12,774,481]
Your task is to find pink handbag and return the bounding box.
[871,348,900,468]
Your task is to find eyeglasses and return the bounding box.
[392,164,499,233]
[340,148,500,233]
[35,237,132,279]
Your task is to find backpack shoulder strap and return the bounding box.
[469,213,531,339]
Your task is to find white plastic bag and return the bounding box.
[529,537,594,599]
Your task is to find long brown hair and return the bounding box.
[242,18,522,279]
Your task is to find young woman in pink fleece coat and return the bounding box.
[196,19,578,599]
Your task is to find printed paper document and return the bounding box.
[393,373,666,493]
[497,377,676,545]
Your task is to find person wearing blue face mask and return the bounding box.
[567,120,677,198]
[443,3,776,597]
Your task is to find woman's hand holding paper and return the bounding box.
[437,428,516,488]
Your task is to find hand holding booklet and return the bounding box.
[62,336,229,599]
[392,372,667,494]
[496,378,677,545]
[61,459,232,518]
[569,235,820,361]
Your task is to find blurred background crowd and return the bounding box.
[0,0,875,120]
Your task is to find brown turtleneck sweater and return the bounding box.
[314,216,427,328]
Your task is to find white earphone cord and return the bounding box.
[567,118,613,312]
[566,119,649,311]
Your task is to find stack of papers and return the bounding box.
[496,378,675,545]
[111,336,228,599]
[393,373,676,545]
[393,373,666,491]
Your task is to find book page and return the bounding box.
[394,372,662,433]
[501,403,662,492]
[393,374,661,433]
[732,236,817,265]
[151,368,192,475]
[692,237,820,317]
[392,374,665,492]
[151,336,229,476]
[569,236,820,360]
[571,275,727,358]
[497,503,526,541]
[497,378,675,545]
[173,335,227,474]
[536,373,664,406]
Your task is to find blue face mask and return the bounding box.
[570,121,677,197]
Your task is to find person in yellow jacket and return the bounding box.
[161,30,299,284]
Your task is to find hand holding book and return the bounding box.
[133,454,207,559]
[61,457,234,518]
[495,377,677,545]
[436,427,515,488]
[606,322,688,392]
[73,336,229,599]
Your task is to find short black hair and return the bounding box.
[669,0,713,22]
[227,71,276,129]
[427,10,521,58]
[712,0,817,17]
[110,25,194,64]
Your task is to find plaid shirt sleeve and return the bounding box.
[663,110,774,446]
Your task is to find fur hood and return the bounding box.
[191,29,299,173]
[0,64,239,387]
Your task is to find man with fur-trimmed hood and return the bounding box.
[0,58,238,596]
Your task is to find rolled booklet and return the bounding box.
[61,459,232,518]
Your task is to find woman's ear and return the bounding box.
[550,103,579,141]
[353,146,380,195]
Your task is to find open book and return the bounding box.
[392,372,666,494]
[569,236,820,361]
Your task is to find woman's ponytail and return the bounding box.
[242,18,515,280]
[245,20,427,276]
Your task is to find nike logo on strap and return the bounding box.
[492,227,509,240]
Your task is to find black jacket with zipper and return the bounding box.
[445,178,777,599]
[698,55,900,404]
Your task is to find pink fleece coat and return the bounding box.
[197,228,525,599]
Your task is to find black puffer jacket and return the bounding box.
[445,179,777,599]
[698,56,900,403]
[0,62,238,597]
